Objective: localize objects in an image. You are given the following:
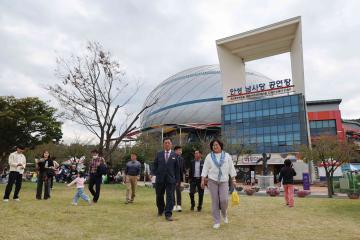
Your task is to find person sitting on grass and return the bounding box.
[67,171,91,206]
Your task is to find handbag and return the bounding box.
[231,190,240,207]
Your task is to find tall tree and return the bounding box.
[0,96,62,166]
[300,136,357,198]
[47,42,157,161]
[130,134,162,163]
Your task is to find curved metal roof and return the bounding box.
[140,64,272,129]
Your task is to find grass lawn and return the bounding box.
[1,183,359,240]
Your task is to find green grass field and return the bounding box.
[1,183,359,240]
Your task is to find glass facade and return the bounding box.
[309,120,337,136]
[222,94,309,153]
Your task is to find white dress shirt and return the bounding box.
[194,161,201,177]
[164,150,172,161]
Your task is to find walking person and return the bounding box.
[278,159,296,208]
[88,150,105,203]
[153,138,180,221]
[189,150,205,212]
[173,146,185,212]
[124,153,141,204]
[35,150,55,200]
[3,146,27,202]
[67,171,91,205]
[201,139,236,229]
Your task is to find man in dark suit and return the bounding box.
[188,150,204,211]
[173,146,185,212]
[153,138,180,221]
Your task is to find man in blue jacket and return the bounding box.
[153,138,180,221]
[173,145,185,212]
[124,153,141,204]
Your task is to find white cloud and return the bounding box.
[1,0,360,142]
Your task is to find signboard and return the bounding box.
[227,78,295,103]
[233,152,298,165]
[303,173,310,190]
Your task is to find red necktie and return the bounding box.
[165,151,169,162]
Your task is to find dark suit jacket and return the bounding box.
[188,159,204,182]
[176,155,185,182]
[153,150,180,184]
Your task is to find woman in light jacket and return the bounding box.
[201,139,236,229]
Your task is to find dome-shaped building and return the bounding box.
[140,64,273,131]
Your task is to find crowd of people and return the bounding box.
[2,139,297,229]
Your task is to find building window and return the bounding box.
[222,93,309,153]
[309,120,337,137]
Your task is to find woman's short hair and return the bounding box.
[209,139,224,151]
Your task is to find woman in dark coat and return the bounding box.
[36,150,54,200]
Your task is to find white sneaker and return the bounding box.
[14,198,20,202]
[3,199,9,202]
[224,216,229,224]
[173,205,178,211]
[71,202,78,206]
[213,223,220,229]
[177,205,182,212]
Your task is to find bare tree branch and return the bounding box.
[48,42,157,160]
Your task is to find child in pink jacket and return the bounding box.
[67,172,91,205]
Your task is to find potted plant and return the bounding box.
[266,186,280,197]
[244,187,255,196]
[347,190,360,199]
[297,190,311,198]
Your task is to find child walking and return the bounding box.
[278,159,296,208]
[67,172,91,205]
